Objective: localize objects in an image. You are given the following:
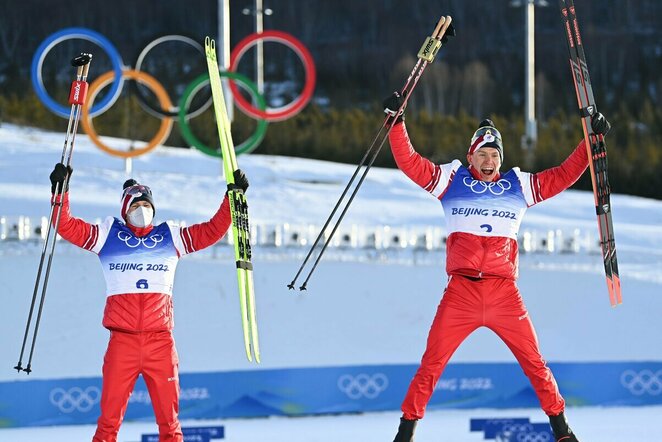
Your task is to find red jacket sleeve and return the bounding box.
[388,122,441,191]
[534,139,589,201]
[51,192,99,250]
[179,194,232,253]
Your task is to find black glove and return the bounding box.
[591,112,611,136]
[441,22,456,45]
[383,91,406,124]
[49,163,73,194]
[233,169,249,193]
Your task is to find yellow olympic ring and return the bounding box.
[81,69,174,158]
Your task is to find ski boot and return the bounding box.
[549,412,580,442]
[393,417,417,442]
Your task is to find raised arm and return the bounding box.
[50,192,99,250]
[49,164,98,250]
[527,112,611,204]
[388,122,442,192]
[176,169,249,254]
[177,195,232,254]
[531,139,589,203]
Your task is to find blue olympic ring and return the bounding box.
[31,27,124,118]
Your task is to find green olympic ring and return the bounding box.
[179,70,268,157]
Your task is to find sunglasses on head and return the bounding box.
[123,184,152,198]
[471,126,502,144]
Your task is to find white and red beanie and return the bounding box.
[468,119,504,161]
[120,179,155,220]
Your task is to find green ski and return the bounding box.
[205,36,260,363]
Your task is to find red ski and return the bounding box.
[559,0,622,306]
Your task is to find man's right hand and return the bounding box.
[50,163,72,194]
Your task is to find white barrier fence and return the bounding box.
[0,215,601,255]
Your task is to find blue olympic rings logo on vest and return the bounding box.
[50,386,101,413]
[620,369,662,396]
[463,176,512,195]
[31,27,315,158]
[117,231,164,249]
[337,373,388,399]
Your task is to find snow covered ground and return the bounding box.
[2,406,662,442]
[1,123,661,441]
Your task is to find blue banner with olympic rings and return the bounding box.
[31,27,316,158]
[0,361,661,428]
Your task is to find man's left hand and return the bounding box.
[233,169,249,193]
[591,112,611,136]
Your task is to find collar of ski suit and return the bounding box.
[126,223,154,237]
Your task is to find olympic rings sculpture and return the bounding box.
[31,27,316,158]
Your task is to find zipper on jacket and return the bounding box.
[138,294,144,331]
[477,236,487,279]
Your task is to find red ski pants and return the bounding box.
[93,330,183,442]
[401,275,565,420]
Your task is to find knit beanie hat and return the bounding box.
[468,119,504,161]
[120,179,155,220]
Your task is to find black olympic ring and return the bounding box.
[131,34,212,119]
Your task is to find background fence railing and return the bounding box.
[0,215,601,255]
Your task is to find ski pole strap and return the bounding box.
[236,260,253,271]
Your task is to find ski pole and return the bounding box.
[288,16,453,291]
[15,53,92,374]
[286,18,451,290]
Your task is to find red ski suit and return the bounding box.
[54,192,232,442]
[388,122,588,420]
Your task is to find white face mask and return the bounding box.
[127,205,153,228]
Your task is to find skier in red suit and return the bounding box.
[383,92,611,442]
[48,165,249,442]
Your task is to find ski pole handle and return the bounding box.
[68,53,92,105]
[417,16,452,63]
[432,15,446,38]
[439,16,453,40]
[71,53,92,67]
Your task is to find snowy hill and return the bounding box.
[2,123,661,375]
[1,123,661,440]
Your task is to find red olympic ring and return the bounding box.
[229,30,316,122]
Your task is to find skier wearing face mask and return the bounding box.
[48,163,249,442]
